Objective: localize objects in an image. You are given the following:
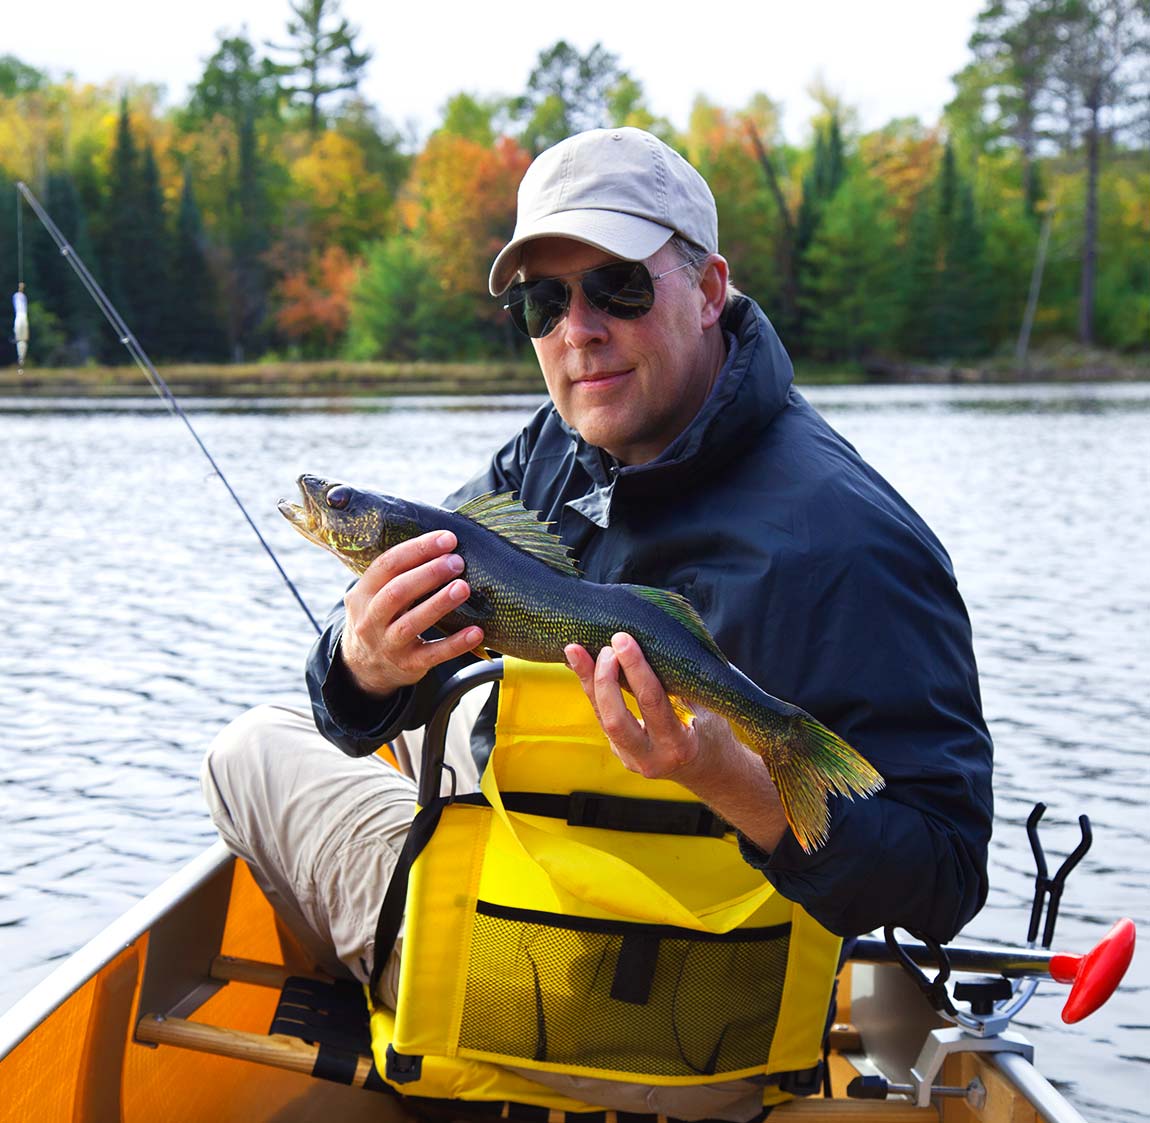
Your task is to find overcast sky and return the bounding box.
[8,0,986,142]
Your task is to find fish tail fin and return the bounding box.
[734,714,885,854]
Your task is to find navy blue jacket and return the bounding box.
[308,294,994,943]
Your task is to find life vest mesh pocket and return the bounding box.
[458,901,791,1077]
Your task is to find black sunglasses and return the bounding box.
[503,258,701,339]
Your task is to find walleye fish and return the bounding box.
[280,474,883,851]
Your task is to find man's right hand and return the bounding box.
[339,530,484,697]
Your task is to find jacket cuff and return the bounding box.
[736,829,774,871]
[321,637,415,746]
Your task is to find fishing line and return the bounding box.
[15,181,321,635]
[15,187,23,287]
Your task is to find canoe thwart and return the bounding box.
[137,971,385,1092]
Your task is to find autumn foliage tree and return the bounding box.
[1,16,1147,370]
[275,244,359,354]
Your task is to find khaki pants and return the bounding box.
[200,697,765,1121]
[200,697,483,1006]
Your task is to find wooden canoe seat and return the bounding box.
[135,954,939,1123]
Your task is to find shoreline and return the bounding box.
[0,360,548,398]
[0,355,1147,397]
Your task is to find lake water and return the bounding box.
[1,383,1146,1122]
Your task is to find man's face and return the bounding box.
[521,238,727,466]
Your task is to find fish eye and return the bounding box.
[326,486,352,511]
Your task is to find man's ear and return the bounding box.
[699,255,730,330]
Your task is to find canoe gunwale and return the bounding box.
[0,840,234,1063]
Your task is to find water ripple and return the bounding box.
[1,384,1147,1122]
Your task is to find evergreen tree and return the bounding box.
[940,179,994,357]
[800,177,901,360]
[95,96,142,356]
[898,144,993,359]
[185,33,285,357]
[268,0,371,134]
[134,143,174,356]
[94,105,173,359]
[348,235,481,360]
[796,116,847,256]
[0,54,45,95]
[170,173,229,361]
[30,174,103,363]
[899,193,941,358]
[513,41,632,153]
[1051,0,1150,343]
[963,0,1064,211]
[794,115,847,352]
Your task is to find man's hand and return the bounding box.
[563,633,713,782]
[339,530,483,697]
[565,633,790,852]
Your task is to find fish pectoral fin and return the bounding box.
[667,694,696,728]
[471,645,494,662]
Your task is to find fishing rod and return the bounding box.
[13,180,321,635]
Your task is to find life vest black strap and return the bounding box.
[368,794,448,997]
[462,790,730,837]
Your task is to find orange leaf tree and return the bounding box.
[274,244,360,354]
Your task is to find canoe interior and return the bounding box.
[0,853,1040,1123]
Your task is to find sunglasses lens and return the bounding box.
[504,263,657,337]
[583,262,654,319]
[507,278,567,338]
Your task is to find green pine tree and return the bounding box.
[134,144,174,356]
[94,97,142,359]
[898,143,992,359]
[800,177,901,361]
[267,0,372,134]
[31,174,103,363]
[898,194,942,358]
[348,235,480,360]
[185,33,285,358]
[95,99,174,359]
[794,115,848,353]
[170,173,229,361]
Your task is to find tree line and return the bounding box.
[1,0,1147,371]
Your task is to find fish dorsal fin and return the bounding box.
[455,491,580,577]
[623,585,727,663]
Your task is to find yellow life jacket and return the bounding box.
[367,658,842,1114]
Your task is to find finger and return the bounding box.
[564,643,596,685]
[564,643,602,718]
[409,623,486,673]
[359,550,466,629]
[610,633,690,736]
[357,530,457,599]
[388,576,475,646]
[592,645,648,750]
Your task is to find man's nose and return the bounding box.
[562,284,610,347]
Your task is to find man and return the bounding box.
[203,126,993,1103]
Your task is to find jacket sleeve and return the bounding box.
[305,424,535,755]
[737,496,994,944]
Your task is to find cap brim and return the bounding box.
[489,210,674,295]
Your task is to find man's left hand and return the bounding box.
[564,633,723,782]
[564,632,790,852]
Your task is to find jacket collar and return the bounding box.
[565,295,795,527]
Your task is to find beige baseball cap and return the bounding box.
[488,127,718,296]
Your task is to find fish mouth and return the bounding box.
[278,475,329,549]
